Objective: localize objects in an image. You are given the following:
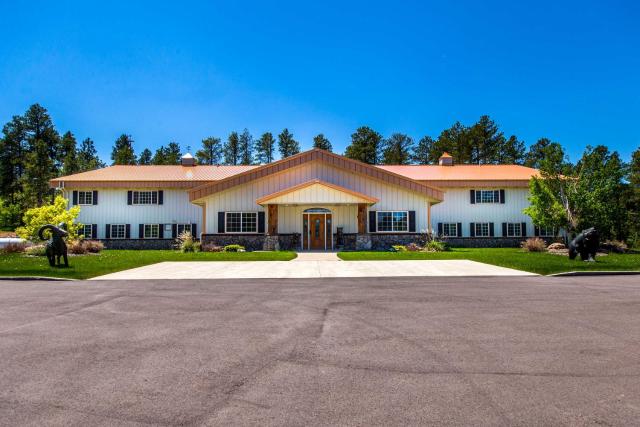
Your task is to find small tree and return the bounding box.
[138,148,153,165]
[239,129,253,165]
[312,133,332,152]
[16,196,81,242]
[278,128,300,158]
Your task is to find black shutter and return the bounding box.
[92,190,98,205]
[494,190,500,204]
[191,223,197,238]
[457,222,462,237]
[158,190,164,205]
[534,226,540,237]
[502,222,508,237]
[105,224,111,239]
[470,190,476,204]
[139,224,144,239]
[127,191,133,205]
[408,211,416,232]
[172,224,177,238]
[91,224,97,239]
[158,224,164,239]
[218,212,225,233]
[437,223,443,235]
[125,224,131,239]
[369,211,377,233]
[500,189,505,204]
[470,223,475,237]
[258,212,265,233]
[489,223,495,237]
[521,222,527,237]
[72,191,78,205]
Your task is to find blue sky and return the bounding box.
[0,0,638,162]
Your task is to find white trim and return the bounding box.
[441,222,458,237]
[132,190,159,205]
[505,222,522,237]
[225,211,258,234]
[474,189,500,204]
[302,209,333,250]
[81,224,93,239]
[375,210,409,233]
[78,191,94,205]
[143,224,160,239]
[474,222,491,237]
[110,224,126,239]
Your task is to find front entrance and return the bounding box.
[302,208,332,250]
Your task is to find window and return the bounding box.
[226,212,257,233]
[133,191,158,205]
[475,190,499,204]
[177,224,192,235]
[538,226,555,237]
[78,191,93,205]
[475,222,490,237]
[143,224,159,239]
[377,211,408,232]
[110,224,126,239]
[442,223,458,237]
[82,224,93,239]
[506,223,522,237]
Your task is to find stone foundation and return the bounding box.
[200,234,301,251]
[441,237,527,248]
[100,239,175,250]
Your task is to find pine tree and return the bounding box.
[412,135,435,164]
[499,135,526,164]
[196,137,223,165]
[111,134,137,165]
[224,132,241,165]
[60,131,80,176]
[22,104,60,172]
[344,126,382,164]
[278,128,300,159]
[138,148,153,165]
[78,138,105,171]
[0,115,25,203]
[382,133,414,165]
[628,148,640,245]
[525,138,565,169]
[254,132,276,164]
[152,146,167,165]
[238,129,253,165]
[468,115,504,164]
[164,142,182,164]
[433,121,471,164]
[22,139,54,206]
[312,134,332,152]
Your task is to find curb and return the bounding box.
[548,271,640,277]
[0,276,78,282]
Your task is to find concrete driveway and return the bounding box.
[1,276,639,425]
[92,259,535,280]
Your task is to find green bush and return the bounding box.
[223,244,245,252]
[391,245,407,252]
[15,196,81,242]
[1,242,26,254]
[175,231,200,253]
[0,198,22,229]
[424,240,449,252]
[24,244,46,256]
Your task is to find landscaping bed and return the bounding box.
[337,248,640,275]
[0,250,297,280]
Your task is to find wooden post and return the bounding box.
[268,204,278,235]
[427,201,432,235]
[201,204,206,240]
[357,203,367,234]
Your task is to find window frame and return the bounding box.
[78,191,93,205]
[376,211,409,233]
[475,190,498,204]
[225,212,258,234]
[110,224,126,239]
[132,190,159,205]
[81,224,93,239]
[505,222,522,237]
[143,224,160,239]
[441,223,458,237]
[177,224,192,236]
[474,222,490,237]
[538,226,555,237]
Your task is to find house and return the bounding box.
[49,148,544,250]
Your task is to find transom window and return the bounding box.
[377,211,408,232]
[475,222,490,237]
[442,223,458,237]
[133,191,158,205]
[82,224,93,239]
[144,224,159,239]
[78,191,93,205]
[538,226,555,237]
[506,223,522,237]
[226,212,257,233]
[177,224,192,235]
[110,224,126,239]
[475,190,499,204]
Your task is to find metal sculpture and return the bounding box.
[568,227,599,262]
[38,223,69,267]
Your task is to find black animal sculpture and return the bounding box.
[569,227,599,262]
[38,223,69,267]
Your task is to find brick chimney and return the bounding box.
[438,152,453,166]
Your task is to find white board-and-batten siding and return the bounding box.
[202,161,433,234]
[64,189,201,239]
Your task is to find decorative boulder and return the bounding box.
[548,242,566,251]
[568,228,599,262]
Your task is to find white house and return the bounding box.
[50,149,545,250]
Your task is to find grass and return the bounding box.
[0,250,297,280]
[337,248,640,275]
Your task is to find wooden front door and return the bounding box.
[308,214,325,250]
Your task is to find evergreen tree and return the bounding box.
[196,137,223,165]
[432,122,472,164]
[412,135,435,164]
[628,147,640,245]
[239,129,253,165]
[77,138,105,171]
[111,134,137,165]
[22,139,54,206]
[312,133,332,152]
[0,115,25,203]
[138,148,153,165]
[468,115,504,164]
[254,132,276,164]
[164,142,182,164]
[22,104,60,172]
[499,135,526,165]
[525,138,565,169]
[382,133,414,165]
[60,131,80,176]
[152,146,167,165]
[344,126,382,164]
[224,132,241,165]
[278,128,300,159]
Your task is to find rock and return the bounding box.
[548,242,566,250]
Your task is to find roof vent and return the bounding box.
[181,153,196,167]
[438,152,453,166]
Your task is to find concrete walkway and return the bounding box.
[91,259,535,280]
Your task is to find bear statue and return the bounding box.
[38,223,69,267]
[568,227,599,262]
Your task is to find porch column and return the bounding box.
[357,203,367,234]
[268,204,278,235]
[427,201,432,235]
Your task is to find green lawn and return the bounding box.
[0,250,297,280]
[338,248,640,275]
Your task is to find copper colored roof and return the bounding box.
[51,165,259,183]
[375,164,540,181]
[256,179,379,205]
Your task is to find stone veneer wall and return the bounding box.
[100,239,175,250]
[200,234,301,251]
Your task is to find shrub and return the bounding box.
[83,240,104,253]
[223,244,245,252]
[67,240,88,254]
[24,244,46,256]
[521,237,547,252]
[16,196,81,242]
[2,242,26,253]
[405,243,422,252]
[424,240,449,252]
[201,244,223,252]
[176,231,199,253]
[391,245,407,252]
[601,240,628,254]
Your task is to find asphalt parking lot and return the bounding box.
[1,275,640,426]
